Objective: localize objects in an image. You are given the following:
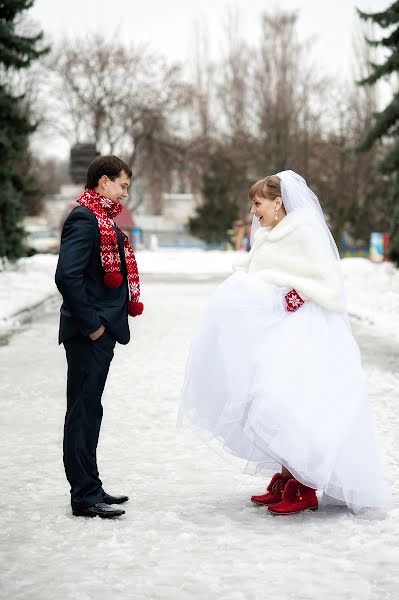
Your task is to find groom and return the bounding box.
[55,155,142,518]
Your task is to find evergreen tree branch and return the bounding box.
[379,137,399,174]
[364,25,399,48]
[357,2,399,29]
[358,51,399,85]
[356,92,399,152]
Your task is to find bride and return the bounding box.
[178,170,385,515]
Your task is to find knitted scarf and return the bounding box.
[77,188,143,317]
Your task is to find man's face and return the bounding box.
[103,170,130,203]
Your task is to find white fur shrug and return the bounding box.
[233,209,346,312]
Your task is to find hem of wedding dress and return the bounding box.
[178,418,387,515]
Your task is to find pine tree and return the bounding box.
[357,2,399,262]
[0,0,48,260]
[188,147,240,245]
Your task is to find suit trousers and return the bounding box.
[63,331,116,509]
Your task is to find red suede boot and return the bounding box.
[268,479,318,515]
[251,473,290,506]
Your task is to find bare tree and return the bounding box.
[189,20,215,139]
[28,7,387,243]
[250,10,325,178]
[217,6,251,138]
[42,34,191,212]
[253,11,299,172]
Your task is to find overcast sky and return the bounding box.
[30,0,388,68]
[29,0,389,158]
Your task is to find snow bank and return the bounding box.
[0,254,58,332]
[342,258,399,335]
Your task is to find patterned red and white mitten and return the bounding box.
[285,289,304,312]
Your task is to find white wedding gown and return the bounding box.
[178,270,386,511]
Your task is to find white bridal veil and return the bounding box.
[251,170,337,255]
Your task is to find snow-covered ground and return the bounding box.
[1,252,399,599]
[0,251,232,338]
[1,250,399,336]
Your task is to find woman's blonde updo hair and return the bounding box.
[248,175,281,202]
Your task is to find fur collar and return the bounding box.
[234,209,346,312]
[252,208,313,245]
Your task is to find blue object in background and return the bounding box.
[370,232,384,263]
[132,227,143,249]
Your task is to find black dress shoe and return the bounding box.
[73,503,125,518]
[102,493,129,505]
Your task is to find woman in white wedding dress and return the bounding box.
[178,170,385,515]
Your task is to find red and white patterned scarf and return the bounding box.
[77,188,143,317]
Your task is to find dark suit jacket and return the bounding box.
[55,205,130,345]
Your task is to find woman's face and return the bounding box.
[251,195,284,227]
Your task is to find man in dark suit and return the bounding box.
[55,155,133,518]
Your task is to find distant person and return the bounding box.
[55,155,143,519]
[242,217,251,252]
[179,170,385,515]
[233,219,245,251]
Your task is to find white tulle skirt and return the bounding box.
[178,271,386,511]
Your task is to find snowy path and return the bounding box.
[1,277,399,600]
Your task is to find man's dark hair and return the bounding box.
[86,155,132,189]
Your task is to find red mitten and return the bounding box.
[285,289,304,312]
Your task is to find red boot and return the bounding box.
[268,479,318,515]
[251,473,290,506]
